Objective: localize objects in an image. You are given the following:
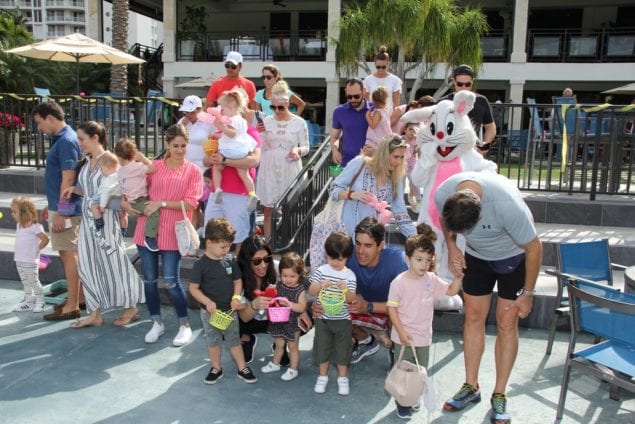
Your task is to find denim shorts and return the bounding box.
[200,309,241,348]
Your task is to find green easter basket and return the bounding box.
[329,164,343,178]
[319,288,346,316]
[209,309,234,330]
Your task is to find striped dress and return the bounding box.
[132,159,203,250]
[78,156,145,313]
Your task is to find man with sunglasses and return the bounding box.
[443,65,496,154]
[205,51,257,109]
[330,78,370,166]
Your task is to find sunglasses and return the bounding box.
[375,65,387,70]
[455,81,472,88]
[225,63,238,69]
[389,136,408,149]
[251,255,272,266]
[262,74,274,80]
[270,105,286,111]
[347,94,362,100]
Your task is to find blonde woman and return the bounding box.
[330,135,416,238]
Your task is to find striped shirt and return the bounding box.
[133,159,203,251]
[309,263,357,320]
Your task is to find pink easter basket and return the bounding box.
[267,297,292,323]
[38,255,51,271]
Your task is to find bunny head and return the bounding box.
[400,90,478,162]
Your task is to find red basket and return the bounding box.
[267,297,291,323]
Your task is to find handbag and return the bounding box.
[309,160,366,272]
[384,344,427,407]
[175,201,200,257]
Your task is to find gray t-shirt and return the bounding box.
[435,172,537,260]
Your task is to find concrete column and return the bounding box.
[85,0,102,41]
[325,78,340,131]
[510,0,528,63]
[324,0,342,131]
[163,77,175,99]
[326,0,341,63]
[508,79,525,129]
[163,0,176,63]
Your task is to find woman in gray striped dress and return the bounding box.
[65,121,144,328]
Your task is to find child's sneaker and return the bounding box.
[261,361,281,374]
[443,383,481,411]
[337,376,350,396]
[396,404,413,420]
[281,368,298,381]
[490,392,511,423]
[214,188,223,204]
[246,194,259,212]
[32,302,46,313]
[314,376,328,394]
[144,236,159,252]
[237,367,257,383]
[204,367,223,385]
[14,301,35,312]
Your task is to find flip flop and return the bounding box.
[70,318,104,329]
[113,313,140,327]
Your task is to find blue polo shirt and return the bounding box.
[348,246,408,302]
[44,125,81,213]
[332,101,369,166]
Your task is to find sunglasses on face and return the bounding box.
[262,74,274,80]
[347,94,362,100]
[455,81,472,88]
[251,255,272,266]
[225,63,238,69]
[375,65,387,70]
[270,105,286,111]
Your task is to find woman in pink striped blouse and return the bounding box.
[131,124,203,347]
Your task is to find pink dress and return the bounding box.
[365,107,392,148]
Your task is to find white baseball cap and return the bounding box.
[179,95,202,112]
[225,51,243,65]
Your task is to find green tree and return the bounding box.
[110,0,129,93]
[335,0,488,102]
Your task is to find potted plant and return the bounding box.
[0,112,25,168]
[179,5,208,61]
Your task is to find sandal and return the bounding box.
[113,309,140,327]
[70,317,104,329]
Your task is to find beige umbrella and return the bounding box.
[4,33,145,93]
[602,82,635,95]
[175,75,216,88]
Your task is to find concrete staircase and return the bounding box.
[1,167,634,332]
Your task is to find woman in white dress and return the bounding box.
[65,121,144,328]
[256,86,309,240]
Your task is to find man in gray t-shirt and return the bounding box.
[435,172,542,424]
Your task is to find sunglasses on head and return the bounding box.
[225,63,238,69]
[375,65,387,70]
[389,136,407,149]
[270,105,286,111]
[251,255,272,266]
[347,94,362,100]
[262,74,274,80]
[455,81,472,88]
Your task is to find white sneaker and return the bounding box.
[32,302,46,313]
[173,324,192,346]
[337,376,350,396]
[214,188,223,204]
[144,321,165,343]
[261,361,281,374]
[246,194,259,212]
[14,301,35,312]
[314,375,328,394]
[281,368,298,381]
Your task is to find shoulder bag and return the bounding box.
[175,201,200,257]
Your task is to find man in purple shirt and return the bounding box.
[329,78,370,167]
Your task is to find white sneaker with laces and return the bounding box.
[144,321,165,343]
[261,361,281,374]
[337,376,350,396]
[281,368,298,381]
[32,302,46,313]
[173,324,192,346]
[14,301,35,312]
[314,375,328,394]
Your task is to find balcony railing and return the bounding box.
[177,30,327,62]
[45,0,85,8]
[528,27,635,62]
[482,30,511,62]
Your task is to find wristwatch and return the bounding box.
[221,156,227,166]
[161,201,167,208]
[516,288,536,297]
[366,302,374,314]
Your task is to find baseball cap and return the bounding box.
[225,51,243,65]
[453,64,474,78]
[179,95,202,112]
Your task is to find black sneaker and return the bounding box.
[94,218,104,231]
[144,236,159,252]
[242,334,257,364]
[237,367,258,383]
[396,404,413,420]
[351,335,379,364]
[204,367,223,385]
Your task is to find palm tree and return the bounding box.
[335,0,488,102]
[110,0,129,93]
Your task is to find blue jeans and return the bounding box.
[137,246,189,325]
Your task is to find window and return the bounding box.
[606,35,635,56]
[482,36,506,57]
[569,36,597,57]
[532,36,560,57]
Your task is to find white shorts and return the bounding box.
[204,192,251,243]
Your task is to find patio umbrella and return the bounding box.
[174,75,216,88]
[602,82,635,95]
[4,33,145,93]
